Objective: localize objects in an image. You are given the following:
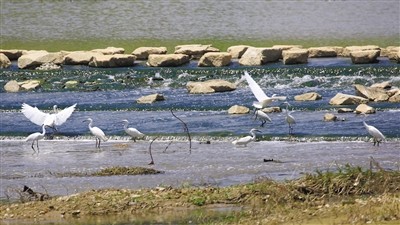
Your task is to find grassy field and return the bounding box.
[1,36,399,53]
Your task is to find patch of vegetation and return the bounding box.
[54,166,163,177]
[1,165,399,224]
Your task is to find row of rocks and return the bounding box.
[1,45,398,69]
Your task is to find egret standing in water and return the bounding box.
[83,118,108,148]
[21,103,77,132]
[283,102,296,135]
[253,109,272,127]
[362,114,385,146]
[122,119,145,142]
[232,129,261,147]
[244,71,286,109]
[25,124,47,153]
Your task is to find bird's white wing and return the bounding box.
[368,126,385,140]
[244,71,268,102]
[54,104,77,126]
[271,94,287,101]
[21,103,48,126]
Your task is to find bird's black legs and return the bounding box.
[98,139,101,148]
[36,140,39,152]
[260,120,266,127]
[95,138,99,148]
[31,141,36,153]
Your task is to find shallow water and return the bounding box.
[1,0,399,40]
[1,140,399,201]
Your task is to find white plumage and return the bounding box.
[283,101,296,135]
[254,109,272,127]
[122,119,145,142]
[363,119,385,146]
[21,103,77,131]
[25,124,47,153]
[232,129,261,147]
[83,118,108,148]
[244,71,286,109]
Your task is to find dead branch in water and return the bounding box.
[148,136,158,165]
[170,109,192,154]
[163,140,173,153]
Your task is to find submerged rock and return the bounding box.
[324,113,337,121]
[137,93,165,104]
[294,92,322,101]
[228,105,250,114]
[18,80,41,90]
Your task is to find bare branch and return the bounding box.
[170,109,192,154]
[148,136,158,165]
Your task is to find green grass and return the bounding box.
[1,36,398,53]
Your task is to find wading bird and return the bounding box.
[283,102,296,135]
[122,119,145,142]
[21,103,77,132]
[244,71,286,109]
[254,109,272,127]
[232,128,261,147]
[83,118,108,148]
[362,114,385,146]
[25,124,47,153]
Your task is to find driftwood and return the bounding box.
[21,185,49,202]
[170,110,192,154]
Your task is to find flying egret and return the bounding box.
[362,114,385,146]
[25,124,47,153]
[83,118,108,148]
[122,119,145,142]
[232,128,261,147]
[283,102,296,135]
[244,71,286,109]
[21,103,77,132]
[254,109,272,127]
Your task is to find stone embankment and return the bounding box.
[0,45,399,70]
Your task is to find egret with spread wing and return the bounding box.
[83,118,108,148]
[244,71,286,109]
[122,119,145,142]
[232,129,261,147]
[21,103,77,132]
[25,124,47,153]
[362,114,385,146]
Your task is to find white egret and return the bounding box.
[244,71,286,109]
[232,129,261,147]
[122,119,145,142]
[283,102,296,135]
[254,109,272,127]
[362,115,385,146]
[21,103,77,132]
[25,124,47,153]
[83,118,108,148]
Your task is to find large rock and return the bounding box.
[381,46,399,59]
[186,79,236,94]
[136,93,165,104]
[198,52,232,67]
[370,81,391,89]
[238,47,281,66]
[388,90,400,102]
[0,49,24,60]
[18,80,41,90]
[294,92,322,101]
[228,105,250,114]
[350,50,380,64]
[88,54,136,67]
[282,49,309,64]
[174,44,220,59]
[4,80,20,92]
[91,47,125,55]
[17,51,49,69]
[329,93,368,105]
[64,51,104,65]
[354,104,375,114]
[354,84,389,101]
[0,53,11,68]
[307,47,337,58]
[342,45,380,57]
[147,54,190,67]
[227,45,251,58]
[132,47,167,60]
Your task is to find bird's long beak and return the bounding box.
[254,129,261,133]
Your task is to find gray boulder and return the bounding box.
[0,53,11,68]
[198,52,232,67]
[132,47,167,60]
[147,54,190,67]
